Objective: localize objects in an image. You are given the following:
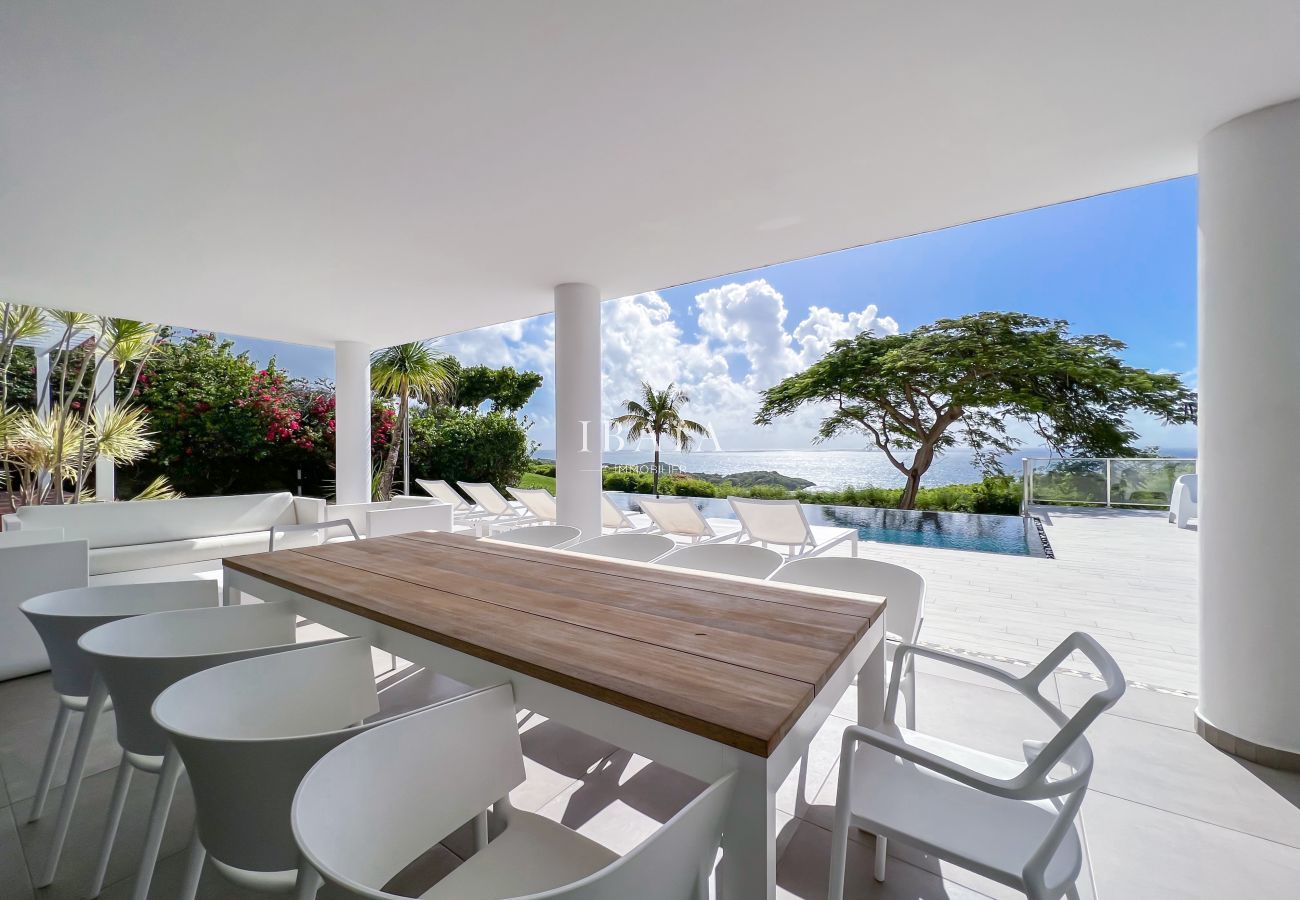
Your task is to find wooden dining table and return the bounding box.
[223,530,885,900]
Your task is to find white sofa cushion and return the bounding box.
[7,492,305,549]
[88,526,321,575]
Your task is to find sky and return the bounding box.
[223,175,1199,453]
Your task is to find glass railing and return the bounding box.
[1021,457,1196,511]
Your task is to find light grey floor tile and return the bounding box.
[907,672,1062,760]
[535,750,705,855]
[0,673,123,805]
[1085,792,1300,899]
[774,819,995,899]
[512,715,619,814]
[0,803,34,900]
[16,764,196,899]
[1056,674,1197,732]
[1085,713,1300,848]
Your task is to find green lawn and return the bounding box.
[518,472,556,494]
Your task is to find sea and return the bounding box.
[538,447,1197,491]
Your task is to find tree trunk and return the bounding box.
[378,393,407,501]
[898,469,923,510]
[897,437,942,510]
[652,443,661,497]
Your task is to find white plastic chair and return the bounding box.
[77,601,302,899]
[269,518,360,550]
[508,487,560,523]
[569,533,676,563]
[292,683,736,900]
[417,479,494,528]
[827,632,1126,900]
[601,493,640,532]
[727,496,859,558]
[657,543,785,580]
[18,581,218,883]
[153,637,474,899]
[770,557,925,728]
[489,524,583,549]
[638,496,719,542]
[1168,473,1197,529]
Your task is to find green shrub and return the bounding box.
[795,476,1021,514]
[408,408,532,493]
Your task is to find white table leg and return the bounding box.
[719,754,775,900]
[221,580,240,606]
[857,629,886,728]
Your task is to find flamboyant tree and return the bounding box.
[756,312,1197,509]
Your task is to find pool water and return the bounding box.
[609,493,1044,557]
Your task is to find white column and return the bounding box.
[93,359,115,500]
[554,283,602,540]
[1198,97,1300,765]
[334,341,371,505]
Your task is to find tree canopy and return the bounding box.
[755,311,1197,509]
[452,364,543,412]
[611,381,710,496]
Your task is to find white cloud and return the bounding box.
[597,280,896,450]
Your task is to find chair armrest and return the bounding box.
[293,496,327,524]
[840,724,1032,799]
[2,514,21,532]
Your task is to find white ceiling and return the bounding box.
[3,1,1299,348]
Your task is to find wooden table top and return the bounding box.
[225,531,883,756]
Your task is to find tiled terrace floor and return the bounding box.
[4,507,1297,898]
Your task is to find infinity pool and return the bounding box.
[608,493,1046,557]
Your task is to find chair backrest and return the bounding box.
[601,494,635,529]
[1003,632,1127,799]
[534,772,735,900]
[658,543,784,580]
[417,479,470,510]
[638,497,714,538]
[508,487,559,521]
[771,557,924,643]
[78,601,299,756]
[153,639,382,874]
[1174,472,1198,502]
[490,524,582,549]
[727,497,815,547]
[569,533,675,563]
[293,684,524,891]
[461,482,514,515]
[20,581,218,698]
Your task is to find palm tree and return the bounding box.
[611,381,710,496]
[370,341,455,500]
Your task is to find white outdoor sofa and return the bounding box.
[0,528,89,680]
[1,492,327,577]
[325,496,453,539]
